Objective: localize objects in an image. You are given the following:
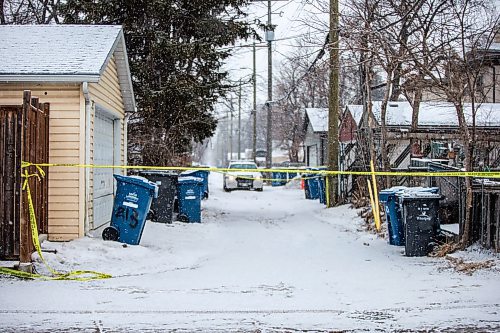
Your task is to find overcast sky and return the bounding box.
[223,0,328,110]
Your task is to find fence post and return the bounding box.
[19,90,32,272]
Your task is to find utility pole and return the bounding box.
[229,98,234,161]
[265,0,274,169]
[238,79,242,160]
[253,41,257,163]
[327,0,339,206]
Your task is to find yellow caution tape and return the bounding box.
[21,162,500,179]
[0,162,111,281]
[3,161,496,278]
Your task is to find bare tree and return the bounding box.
[1,0,61,24]
[273,38,330,162]
[403,0,499,248]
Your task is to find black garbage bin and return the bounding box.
[400,192,442,257]
[138,170,178,224]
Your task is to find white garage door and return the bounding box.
[93,111,115,229]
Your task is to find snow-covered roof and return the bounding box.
[346,105,363,125]
[0,25,135,112]
[305,108,328,132]
[346,101,500,127]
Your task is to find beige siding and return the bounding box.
[89,57,125,119]
[0,83,83,241]
[87,56,127,229]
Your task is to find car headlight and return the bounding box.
[254,174,262,180]
[227,175,236,182]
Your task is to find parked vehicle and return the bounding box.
[223,161,263,192]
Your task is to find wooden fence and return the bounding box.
[472,183,500,252]
[0,91,49,261]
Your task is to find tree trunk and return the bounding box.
[409,79,423,158]
[0,0,5,24]
[380,69,393,188]
[455,104,473,249]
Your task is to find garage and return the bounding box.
[93,110,116,229]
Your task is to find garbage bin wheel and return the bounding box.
[178,214,190,223]
[203,192,209,199]
[146,208,156,222]
[102,226,119,241]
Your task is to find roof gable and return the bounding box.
[0,25,135,112]
[305,108,328,132]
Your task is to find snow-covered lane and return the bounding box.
[0,172,499,332]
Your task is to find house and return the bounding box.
[303,107,363,168]
[0,25,135,241]
[351,101,500,170]
[303,108,328,167]
[472,32,500,103]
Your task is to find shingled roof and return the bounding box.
[0,25,135,112]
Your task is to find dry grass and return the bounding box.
[445,255,496,275]
[430,242,462,257]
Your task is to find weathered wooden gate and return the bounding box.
[472,182,500,252]
[0,90,49,261]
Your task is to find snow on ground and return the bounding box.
[1,172,499,332]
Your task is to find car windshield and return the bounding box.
[229,163,257,170]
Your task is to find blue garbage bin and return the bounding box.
[177,176,203,223]
[180,169,210,199]
[306,176,320,200]
[102,174,158,245]
[379,187,407,246]
[272,169,285,186]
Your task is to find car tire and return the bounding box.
[223,183,231,192]
[256,188,263,192]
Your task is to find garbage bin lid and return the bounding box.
[139,170,178,176]
[394,186,439,196]
[400,192,442,200]
[178,176,203,184]
[114,174,158,191]
[180,170,208,176]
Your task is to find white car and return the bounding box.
[223,161,263,192]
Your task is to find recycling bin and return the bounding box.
[308,176,320,200]
[102,174,158,245]
[272,169,285,186]
[379,187,407,246]
[138,170,178,223]
[400,192,442,257]
[180,169,210,199]
[177,176,204,223]
[303,174,320,200]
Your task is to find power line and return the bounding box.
[272,32,330,104]
[217,32,313,51]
